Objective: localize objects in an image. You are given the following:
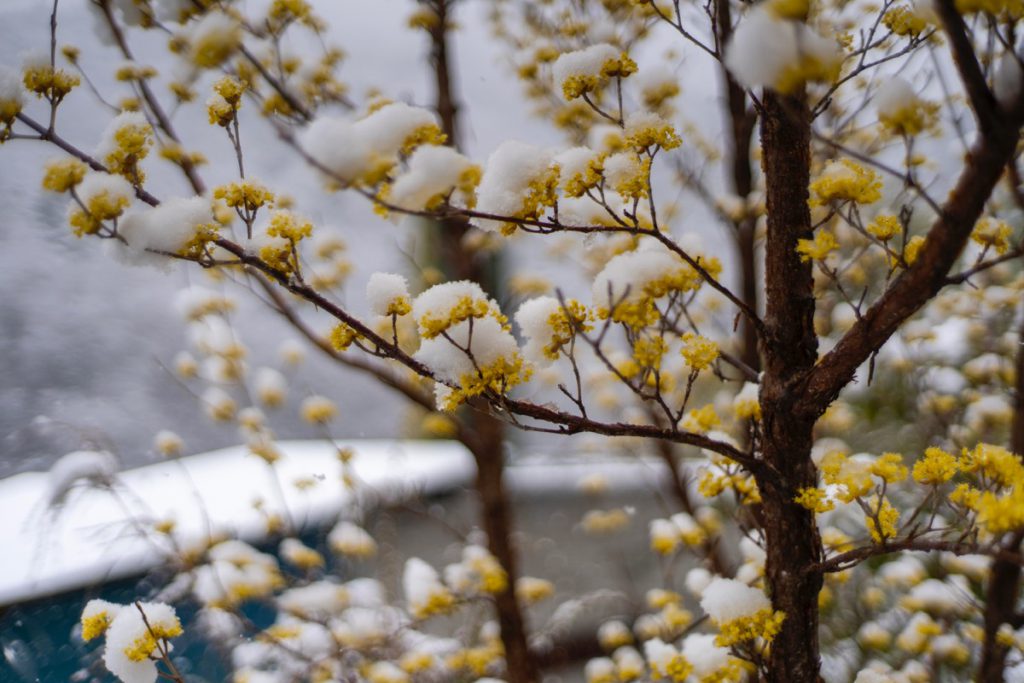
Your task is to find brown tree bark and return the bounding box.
[757,90,825,683]
[977,313,1024,682]
[715,0,761,374]
[426,3,538,681]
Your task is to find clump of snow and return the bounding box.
[185,11,241,67]
[328,520,377,558]
[77,171,134,208]
[681,633,732,677]
[588,124,625,153]
[254,367,288,407]
[591,247,688,307]
[366,272,411,316]
[700,577,770,622]
[602,152,642,192]
[559,198,606,227]
[403,557,448,613]
[389,145,476,211]
[47,450,118,506]
[0,66,25,111]
[725,8,841,91]
[412,280,495,329]
[415,316,520,383]
[685,567,713,597]
[95,111,150,161]
[551,44,621,97]
[474,140,556,232]
[117,197,214,267]
[103,602,181,683]
[515,296,562,364]
[193,541,280,606]
[874,77,921,119]
[301,103,439,185]
[903,577,969,615]
[277,581,349,619]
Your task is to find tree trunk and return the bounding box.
[757,90,824,683]
[427,3,538,681]
[977,313,1024,682]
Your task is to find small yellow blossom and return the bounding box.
[810,159,882,205]
[912,446,958,485]
[42,158,86,193]
[796,230,839,262]
[867,214,901,241]
[680,332,719,371]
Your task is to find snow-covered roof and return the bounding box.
[0,440,474,606]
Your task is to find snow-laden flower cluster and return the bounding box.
[410,281,528,410]
[301,102,445,187]
[116,196,218,266]
[96,111,153,183]
[388,145,481,212]
[474,140,559,234]
[193,540,284,607]
[551,43,637,101]
[875,77,938,136]
[700,577,786,646]
[81,600,182,683]
[515,295,592,364]
[725,7,842,93]
[67,171,134,236]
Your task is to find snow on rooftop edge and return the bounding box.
[0,439,474,606]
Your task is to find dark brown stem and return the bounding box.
[758,89,824,683]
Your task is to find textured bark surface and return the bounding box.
[758,91,824,683]
[716,0,761,374]
[428,4,537,681]
[978,316,1024,682]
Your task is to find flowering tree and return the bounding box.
[3,0,1024,682]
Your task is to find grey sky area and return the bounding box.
[0,1,731,477]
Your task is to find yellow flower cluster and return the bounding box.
[713,608,786,647]
[500,165,560,235]
[214,180,275,222]
[562,52,638,100]
[883,5,930,35]
[208,76,245,127]
[955,0,1024,17]
[419,295,502,340]
[810,159,882,205]
[541,299,592,359]
[971,218,1014,255]
[81,608,114,641]
[23,62,79,102]
[794,486,835,513]
[867,214,901,241]
[699,463,761,504]
[268,0,321,31]
[775,54,843,95]
[650,653,692,682]
[912,446,958,485]
[41,158,86,193]
[878,98,939,137]
[441,354,530,412]
[865,496,899,542]
[69,187,131,237]
[796,230,839,262]
[682,404,720,434]
[680,332,719,371]
[562,156,604,198]
[625,120,682,151]
[105,117,153,183]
